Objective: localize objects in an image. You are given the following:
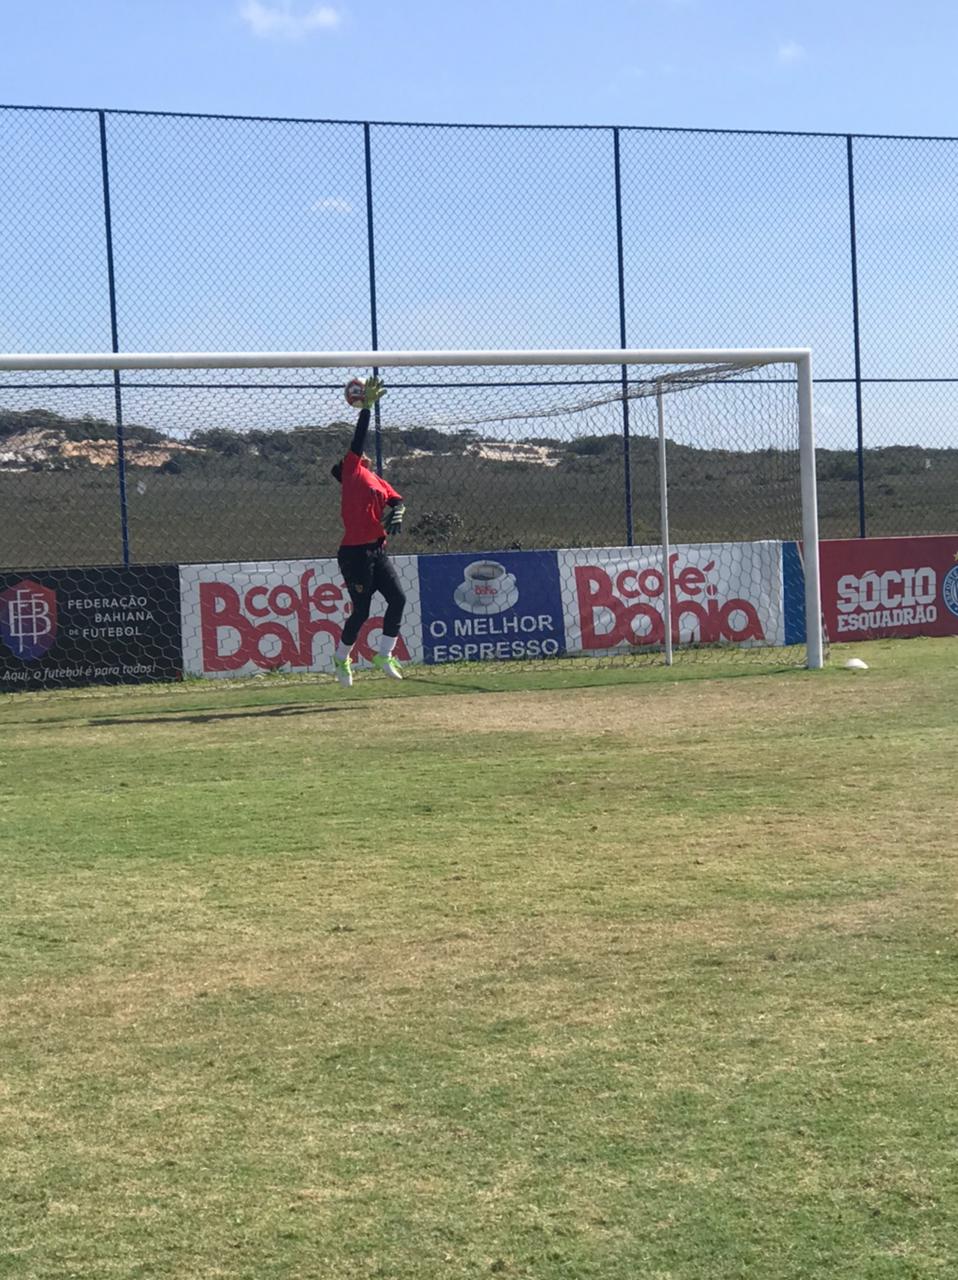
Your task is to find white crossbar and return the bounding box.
[0,347,810,372]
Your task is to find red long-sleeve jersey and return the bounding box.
[339,451,403,546]
[337,407,403,546]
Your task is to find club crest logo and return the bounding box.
[454,560,520,615]
[0,580,58,660]
[942,563,958,619]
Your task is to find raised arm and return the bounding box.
[349,408,371,457]
[348,376,387,455]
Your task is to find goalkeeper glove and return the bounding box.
[362,376,387,410]
[383,502,405,536]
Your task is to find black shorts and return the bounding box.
[337,541,406,641]
[338,540,389,595]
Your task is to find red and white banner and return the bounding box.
[558,541,786,654]
[821,536,958,641]
[180,558,423,677]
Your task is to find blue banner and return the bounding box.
[418,550,566,664]
[782,541,807,646]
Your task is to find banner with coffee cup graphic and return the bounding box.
[417,550,566,664]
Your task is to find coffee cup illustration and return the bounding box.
[455,559,519,614]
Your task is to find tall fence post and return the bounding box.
[97,110,130,566]
[363,122,383,474]
[612,127,635,546]
[846,133,867,538]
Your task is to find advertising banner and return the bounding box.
[417,550,566,663]
[821,535,958,641]
[0,565,182,692]
[559,542,786,654]
[179,557,423,677]
[781,541,808,646]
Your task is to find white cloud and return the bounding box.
[312,197,353,214]
[777,41,805,64]
[239,1,341,40]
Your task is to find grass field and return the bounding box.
[2,640,957,1279]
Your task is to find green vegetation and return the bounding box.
[1,407,956,570]
[1,638,957,1278]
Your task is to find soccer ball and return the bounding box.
[344,378,365,408]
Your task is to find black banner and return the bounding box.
[0,565,182,692]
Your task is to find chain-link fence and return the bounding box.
[2,106,957,571]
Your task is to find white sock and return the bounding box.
[335,641,352,661]
[378,634,397,657]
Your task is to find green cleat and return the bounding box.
[372,653,403,680]
[333,655,353,688]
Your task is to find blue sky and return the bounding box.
[3,1,958,451]
[2,0,958,136]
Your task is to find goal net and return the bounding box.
[0,349,823,690]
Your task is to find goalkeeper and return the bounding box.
[330,376,407,687]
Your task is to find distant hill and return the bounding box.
[1,408,955,571]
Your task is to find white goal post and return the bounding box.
[0,346,824,669]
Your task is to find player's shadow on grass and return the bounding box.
[88,703,368,727]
